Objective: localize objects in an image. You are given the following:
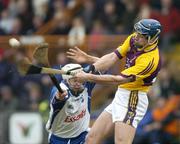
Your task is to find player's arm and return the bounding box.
[93,52,119,72]
[67,46,100,64]
[49,86,68,113]
[67,34,132,72]
[66,46,118,71]
[50,85,68,103]
[74,71,135,85]
[93,34,133,72]
[85,73,134,84]
[55,91,68,100]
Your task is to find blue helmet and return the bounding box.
[134,19,161,42]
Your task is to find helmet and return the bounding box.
[62,63,82,80]
[134,19,161,43]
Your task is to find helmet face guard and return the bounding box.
[62,63,84,93]
[134,19,161,45]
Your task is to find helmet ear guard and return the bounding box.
[134,19,162,44]
[147,29,161,45]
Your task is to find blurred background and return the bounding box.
[0,0,180,143]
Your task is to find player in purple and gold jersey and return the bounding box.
[67,19,162,144]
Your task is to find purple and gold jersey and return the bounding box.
[114,33,161,92]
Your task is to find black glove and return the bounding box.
[83,64,96,73]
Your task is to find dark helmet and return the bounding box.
[134,19,161,42]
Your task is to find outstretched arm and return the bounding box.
[67,46,100,64]
[93,52,119,72]
[73,71,135,85]
[67,47,120,72]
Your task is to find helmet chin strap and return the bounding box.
[147,29,161,45]
[137,40,157,52]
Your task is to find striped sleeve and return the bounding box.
[114,34,133,59]
[50,86,58,101]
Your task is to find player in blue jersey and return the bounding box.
[46,47,102,144]
[46,63,96,144]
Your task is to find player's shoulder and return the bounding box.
[117,33,135,50]
[123,33,137,48]
[126,33,136,42]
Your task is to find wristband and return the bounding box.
[83,65,96,73]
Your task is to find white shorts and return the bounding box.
[105,88,149,128]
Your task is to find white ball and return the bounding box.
[9,38,21,48]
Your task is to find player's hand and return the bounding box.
[66,46,88,63]
[73,70,88,83]
[55,90,68,100]
[127,75,136,82]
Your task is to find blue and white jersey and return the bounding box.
[46,81,95,138]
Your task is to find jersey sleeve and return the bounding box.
[114,34,133,59]
[86,82,95,97]
[49,86,63,104]
[121,56,155,80]
[49,86,58,101]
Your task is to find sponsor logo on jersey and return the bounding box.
[64,109,86,122]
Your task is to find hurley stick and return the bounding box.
[33,43,63,93]
[17,57,72,75]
